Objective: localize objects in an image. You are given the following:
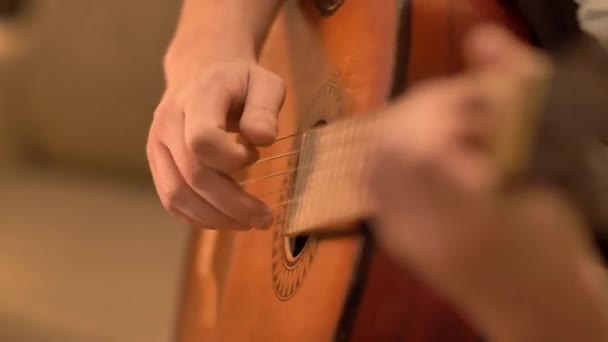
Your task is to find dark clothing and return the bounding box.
[508,0,581,50]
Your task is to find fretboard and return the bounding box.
[283,114,380,236]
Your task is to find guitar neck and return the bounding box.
[283,39,608,238]
[284,114,379,236]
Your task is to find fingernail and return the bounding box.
[252,209,274,229]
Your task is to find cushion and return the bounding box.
[0,0,180,177]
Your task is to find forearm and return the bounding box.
[484,259,608,342]
[164,0,285,83]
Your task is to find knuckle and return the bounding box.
[183,161,209,189]
[248,105,276,119]
[160,185,186,212]
[200,66,230,85]
[153,95,179,121]
[189,66,248,109]
[252,66,285,92]
[145,134,164,166]
[186,129,219,155]
[149,104,179,140]
[176,215,199,227]
[199,62,247,88]
[153,103,169,118]
[268,72,285,89]
[262,72,286,97]
[145,141,156,162]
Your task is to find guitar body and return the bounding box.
[177,1,530,341]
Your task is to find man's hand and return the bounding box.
[367,24,608,341]
[147,61,285,230]
[146,0,285,230]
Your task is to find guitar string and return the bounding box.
[245,163,370,233]
[237,123,374,186]
[252,149,303,165]
[238,106,491,192]
[242,114,377,170]
[239,167,302,186]
[230,83,514,198]
[248,127,320,167]
[258,181,368,234]
[245,159,367,214]
[229,125,373,230]
[272,130,307,143]
[261,185,356,210]
[244,161,361,198]
[240,150,372,197]
[238,148,356,191]
[255,188,290,198]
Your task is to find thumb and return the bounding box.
[240,66,286,146]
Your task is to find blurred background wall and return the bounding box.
[0,1,191,341]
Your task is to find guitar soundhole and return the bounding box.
[286,235,310,260]
[271,83,340,301]
[283,118,327,260]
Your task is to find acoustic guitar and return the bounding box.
[174,1,607,341]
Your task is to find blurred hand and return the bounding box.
[368,24,608,340]
[147,59,285,230]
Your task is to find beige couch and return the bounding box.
[0,1,191,341]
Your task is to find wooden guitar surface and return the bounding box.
[176,1,530,341]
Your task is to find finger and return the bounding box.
[172,206,206,227]
[369,142,496,272]
[240,66,286,146]
[182,157,274,229]
[373,119,496,220]
[461,26,554,181]
[370,79,498,223]
[464,24,553,78]
[416,145,497,215]
[463,24,518,67]
[381,77,485,161]
[163,112,274,229]
[183,71,259,174]
[148,142,249,230]
[444,96,500,194]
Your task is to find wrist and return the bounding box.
[161,0,285,88]
[163,29,256,88]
